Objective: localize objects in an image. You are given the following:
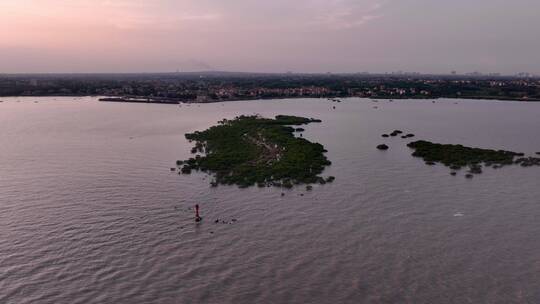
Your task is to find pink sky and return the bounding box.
[1,0,539,73]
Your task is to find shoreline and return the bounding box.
[1,94,539,104]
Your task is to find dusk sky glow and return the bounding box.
[1,0,539,74]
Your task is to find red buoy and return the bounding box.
[195,204,202,222]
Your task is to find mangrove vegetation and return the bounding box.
[407,140,540,175]
[177,115,333,188]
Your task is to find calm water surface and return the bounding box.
[1,97,539,303]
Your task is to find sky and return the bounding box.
[1,0,539,74]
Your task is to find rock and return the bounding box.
[306,185,313,191]
[377,144,389,150]
[450,172,457,176]
[170,168,176,172]
[465,174,474,179]
[282,181,293,189]
[281,193,285,197]
[405,134,415,138]
[425,161,436,166]
[468,165,483,174]
[515,156,540,167]
[382,134,390,138]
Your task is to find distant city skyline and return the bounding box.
[1,0,539,74]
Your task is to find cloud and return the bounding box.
[0,0,385,34]
[0,0,393,73]
[308,0,385,29]
[206,0,386,31]
[0,0,221,31]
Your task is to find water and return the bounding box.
[1,97,539,304]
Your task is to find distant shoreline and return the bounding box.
[3,73,539,103]
[1,95,539,103]
[97,96,540,104]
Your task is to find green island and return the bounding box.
[177,115,334,188]
[407,140,540,175]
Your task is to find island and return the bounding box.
[177,115,334,188]
[407,140,540,176]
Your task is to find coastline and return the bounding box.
[1,94,539,104]
[90,95,540,104]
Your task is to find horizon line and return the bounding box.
[1,70,538,77]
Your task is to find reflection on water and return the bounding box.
[1,97,539,303]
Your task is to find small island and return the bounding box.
[407,140,540,175]
[177,115,333,188]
